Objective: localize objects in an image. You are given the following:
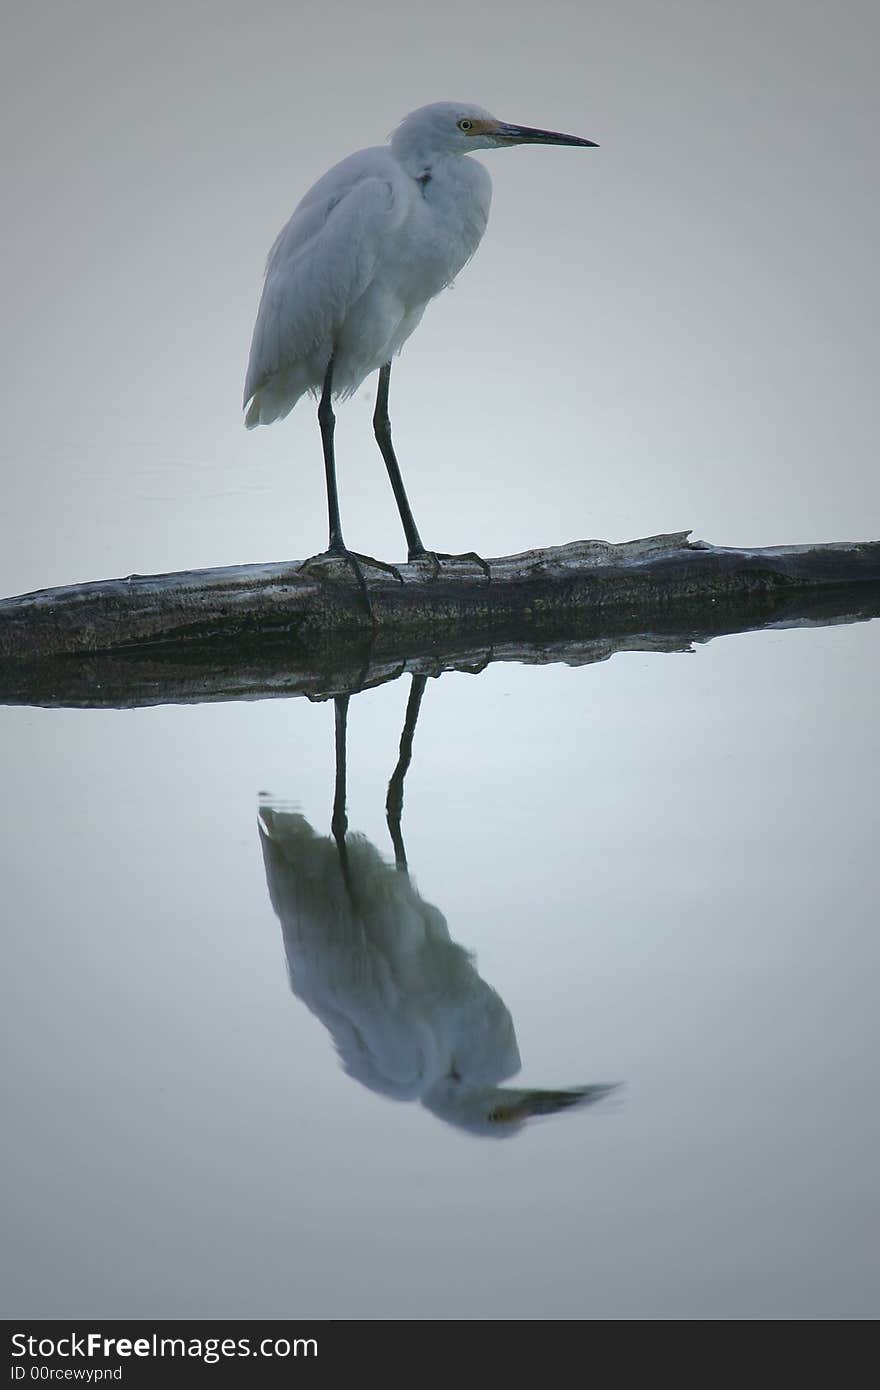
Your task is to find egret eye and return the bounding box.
[457,119,473,132]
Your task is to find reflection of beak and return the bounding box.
[493,1083,620,1124]
[521,1083,618,1116]
[495,122,598,148]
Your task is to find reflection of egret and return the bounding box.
[259,683,618,1137]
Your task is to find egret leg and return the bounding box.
[385,673,428,874]
[319,356,344,551]
[301,356,404,606]
[374,363,491,582]
[374,363,426,559]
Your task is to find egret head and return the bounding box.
[391,102,597,162]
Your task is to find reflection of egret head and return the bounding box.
[259,807,617,1138]
[422,1081,619,1139]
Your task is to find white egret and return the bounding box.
[258,688,618,1137]
[244,102,597,570]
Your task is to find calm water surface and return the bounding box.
[2,619,878,1319]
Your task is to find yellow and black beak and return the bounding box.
[495,121,598,148]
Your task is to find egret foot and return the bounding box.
[410,548,492,582]
[299,546,404,618]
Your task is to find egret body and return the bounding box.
[244,102,596,563]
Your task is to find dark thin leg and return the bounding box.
[318,356,344,552]
[331,695,353,892]
[374,362,426,559]
[374,362,490,581]
[304,355,403,607]
[385,674,427,874]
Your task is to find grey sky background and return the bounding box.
[2,0,878,597]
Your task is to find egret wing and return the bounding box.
[244,161,400,407]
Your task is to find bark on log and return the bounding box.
[1,533,879,664]
[1,534,878,708]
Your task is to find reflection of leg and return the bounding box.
[386,674,428,872]
[331,695,352,888]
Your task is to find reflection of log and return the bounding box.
[1,560,878,709]
[2,533,879,667]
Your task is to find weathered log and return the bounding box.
[1,560,877,709]
[1,534,879,668]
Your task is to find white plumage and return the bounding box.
[244,106,492,425]
[242,102,596,559]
